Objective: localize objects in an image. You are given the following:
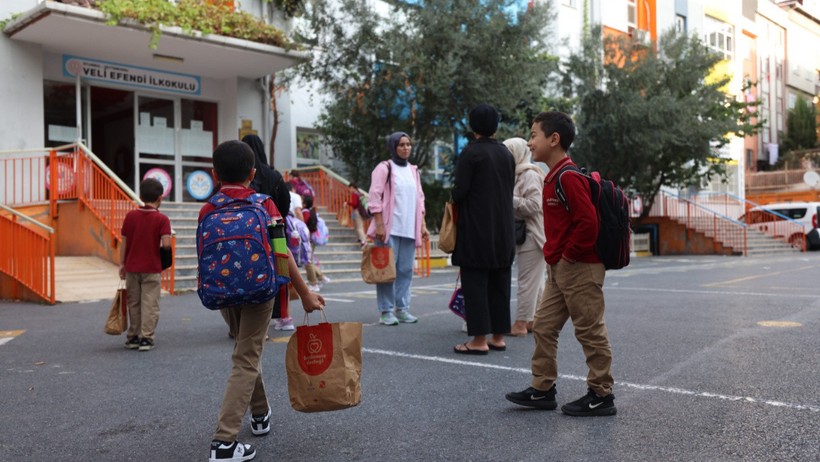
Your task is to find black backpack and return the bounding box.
[555,166,631,270]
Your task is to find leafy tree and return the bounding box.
[562,28,761,219]
[780,95,818,152]
[294,0,557,188]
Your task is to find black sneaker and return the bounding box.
[505,385,557,410]
[209,440,256,462]
[561,388,617,416]
[250,408,271,436]
[138,338,154,351]
[124,337,140,350]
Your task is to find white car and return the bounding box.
[743,202,820,250]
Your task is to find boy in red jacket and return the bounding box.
[505,111,616,416]
[119,178,172,352]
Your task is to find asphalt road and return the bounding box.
[2,253,819,461]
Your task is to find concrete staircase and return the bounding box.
[161,202,364,293]
[668,215,800,256]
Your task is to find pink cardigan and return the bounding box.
[366,160,426,247]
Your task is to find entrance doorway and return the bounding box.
[91,87,134,190]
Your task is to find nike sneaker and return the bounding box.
[209,440,256,462]
[505,385,557,410]
[561,388,617,416]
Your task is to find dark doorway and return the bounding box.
[90,87,135,189]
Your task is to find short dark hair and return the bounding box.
[212,140,255,183]
[533,111,576,152]
[140,178,164,202]
[348,182,358,189]
[302,194,314,209]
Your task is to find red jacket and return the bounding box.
[542,157,601,265]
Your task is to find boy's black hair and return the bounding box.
[212,140,255,183]
[285,182,294,191]
[140,178,164,202]
[302,194,314,209]
[348,182,358,189]
[533,111,576,152]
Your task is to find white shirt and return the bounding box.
[289,191,303,216]
[390,161,416,239]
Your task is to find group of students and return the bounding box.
[117,107,616,462]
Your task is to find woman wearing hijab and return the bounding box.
[367,132,429,326]
[504,137,547,336]
[242,134,290,218]
[241,134,294,331]
[451,104,516,354]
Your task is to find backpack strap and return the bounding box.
[554,165,587,213]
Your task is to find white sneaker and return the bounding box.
[273,318,295,331]
[209,440,256,462]
[321,275,332,284]
[307,284,321,292]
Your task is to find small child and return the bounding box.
[201,140,324,462]
[119,178,172,352]
[301,194,330,293]
[347,182,367,247]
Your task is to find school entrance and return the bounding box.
[43,81,218,202]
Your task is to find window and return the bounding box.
[627,0,637,29]
[704,16,733,60]
[675,15,686,34]
[563,0,577,7]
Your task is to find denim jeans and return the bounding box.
[376,235,416,313]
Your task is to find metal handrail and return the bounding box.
[76,142,144,206]
[0,203,54,234]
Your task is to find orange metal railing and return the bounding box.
[0,205,56,303]
[0,142,176,300]
[286,166,431,277]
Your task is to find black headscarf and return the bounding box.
[469,103,499,137]
[387,131,410,166]
[242,134,290,216]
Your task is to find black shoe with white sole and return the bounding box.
[250,408,271,436]
[560,388,617,416]
[505,385,557,410]
[209,440,256,462]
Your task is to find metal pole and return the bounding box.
[75,72,82,142]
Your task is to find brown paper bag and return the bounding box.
[438,201,457,254]
[361,245,396,284]
[286,316,363,413]
[337,208,351,227]
[104,287,127,335]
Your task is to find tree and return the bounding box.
[294,0,557,187]
[780,95,818,153]
[562,28,761,219]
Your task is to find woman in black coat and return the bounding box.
[451,104,516,355]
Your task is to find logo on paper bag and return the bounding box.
[297,324,333,376]
[371,247,390,269]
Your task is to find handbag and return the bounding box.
[104,283,128,335]
[160,246,173,270]
[448,272,466,319]
[361,244,396,284]
[438,201,457,254]
[286,311,363,413]
[514,220,527,245]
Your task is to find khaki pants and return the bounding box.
[351,209,366,243]
[305,242,324,285]
[531,260,613,396]
[125,272,161,340]
[515,236,546,322]
[213,299,274,442]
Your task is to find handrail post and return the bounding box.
[49,150,58,225]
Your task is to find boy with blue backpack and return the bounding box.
[197,140,324,462]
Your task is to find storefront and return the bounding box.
[2,1,303,201]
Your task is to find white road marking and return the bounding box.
[604,286,820,299]
[319,297,356,303]
[0,337,15,346]
[362,348,820,413]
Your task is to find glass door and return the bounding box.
[136,95,178,201]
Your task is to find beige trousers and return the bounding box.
[515,236,546,322]
[351,209,367,243]
[125,272,161,340]
[531,260,613,396]
[213,298,274,442]
[305,242,324,285]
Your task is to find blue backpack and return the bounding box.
[196,193,289,310]
[285,214,312,267]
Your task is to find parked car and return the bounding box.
[741,202,820,250]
